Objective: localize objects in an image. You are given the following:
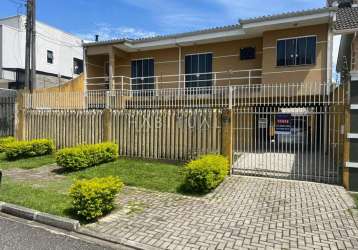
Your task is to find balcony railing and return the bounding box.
[86,69,263,91]
[22,82,345,110]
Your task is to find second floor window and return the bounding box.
[277,36,316,67]
[131,59,154,91]
[73,58,83,75]
[47,50,54,64]
[185,53,213,88]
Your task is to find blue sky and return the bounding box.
[2,0,327,40]
[2,0,340,80]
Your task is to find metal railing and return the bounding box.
[22,82,345,110]
[86,69,263,90]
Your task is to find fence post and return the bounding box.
[222,109,233,174]
[15,91,26,141]
[103,108,112,142]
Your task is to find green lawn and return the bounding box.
[67,159,184,193]
[354,194,358,208]
[0,153,56,170]
[0,157,184,220]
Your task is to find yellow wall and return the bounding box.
[262,24,328,84]
[86,24,329,90]
[34,74,84,93]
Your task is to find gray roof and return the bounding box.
[335,7,358,31]
[239,7,330,24]
[85,24,240,46]
[85,7,331,47]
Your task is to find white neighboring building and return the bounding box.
[0,15,83,89]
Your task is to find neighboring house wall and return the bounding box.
[34,74,84,93]
[0,16,83,89]
[352,35,358,72]
[86,24,329,90]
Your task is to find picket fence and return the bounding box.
[24,109,223,160]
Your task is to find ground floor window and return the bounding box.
[185,53,213,88]
[131,59,155,91]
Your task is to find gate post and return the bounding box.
[222,109,233,172]
[103,108,113,142]
[15,91,26,141]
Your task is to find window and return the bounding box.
[47,50,54,64]
[276,36,316,66]
[131,59,154,91]
[185,53,212,88]
[240,47,256,60]
[73,58,83,75]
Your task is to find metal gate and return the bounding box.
[0,89,16,137]
[231,83,345,184]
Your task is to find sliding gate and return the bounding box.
[231,84,345,184]
[0,89,16,136]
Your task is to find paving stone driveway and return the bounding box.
[85,177,358,250]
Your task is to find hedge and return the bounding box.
[0,137,15,152]
[182,154,229,194]
[4,139,54,160]
[56,143,118,171]
[69,176,123,221]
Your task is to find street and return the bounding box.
[0,213,129,250]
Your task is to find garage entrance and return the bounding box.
[231,86,345,184]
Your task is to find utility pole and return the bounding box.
[31,0,36,91]
[24,0,36,93]
[24,0,32,91]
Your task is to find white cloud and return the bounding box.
[77,23,157,41]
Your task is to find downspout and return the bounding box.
[178,45,182,88]
[82,43,88,108]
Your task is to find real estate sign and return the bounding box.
[275,114,291,135]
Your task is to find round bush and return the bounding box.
[69,176,124,221]
[183,154,229,194]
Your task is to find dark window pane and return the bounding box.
[148,59,154,89]
[277,40,286,66]
[285,39,296,66]
[306,36,316,65]
[185,56,193,88]
[185,53,212,89]
[198,54,206,87]
[205,54,213,87]
[240,47,256,60]
[296,38,307,65]
[73,58,83,75]
[131,59,154,91]
[143,59,149,89]
[47,50,54,64]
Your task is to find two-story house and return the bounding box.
[0,15,83,89]
[84,6,336,94]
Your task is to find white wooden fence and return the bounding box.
[24,109,223,160]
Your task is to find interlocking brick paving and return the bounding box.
[86,177,358,249]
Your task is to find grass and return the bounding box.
[354,194,358,208]
[0,157,184,221]
[0,180,71,217]
[67,159,184,193]
[0,153,56,170]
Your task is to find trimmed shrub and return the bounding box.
[182,154,229,194]
[56,143,118,171]
[4,139,54,160]
[0,137,15,152]
[69,176,123,221]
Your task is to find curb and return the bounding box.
[77,228,154,250]
[0,203,79,231]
